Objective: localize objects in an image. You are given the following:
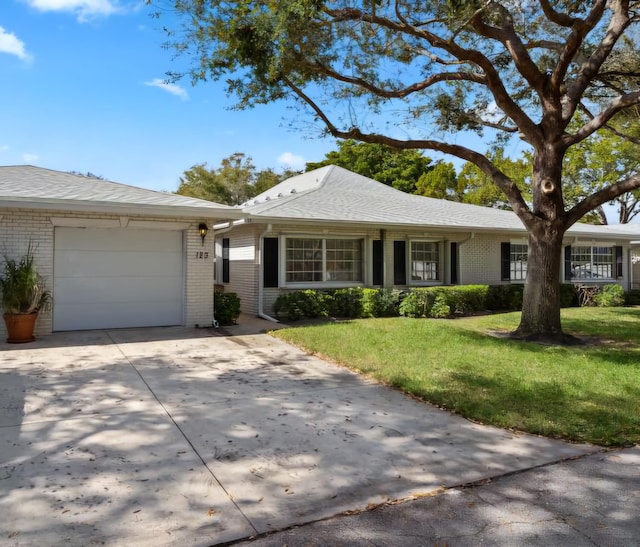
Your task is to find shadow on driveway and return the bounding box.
[0,326,599,546]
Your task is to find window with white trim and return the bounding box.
[285,237,363,283]
[410,241,440,282]
[510,243,528,281]
[571,246,614,280]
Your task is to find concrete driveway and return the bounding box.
[1,322,598,546]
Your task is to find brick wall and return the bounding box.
[0,209,54,337]
[459,235,503,285]
[0,208,213,337]
[184,223,215,328]
[219,224,260,316]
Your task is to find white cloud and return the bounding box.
[0,145,9,153]
[0,26,33,62]
[145,78,189,101]
[277,152,305,169]
[22,153,39,163]
[23,0,118,22]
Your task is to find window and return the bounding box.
[285,238,363,284]
[501,242,528,281]
[570,246,614,280]
[411,241,439,282]
[510,243,528,281]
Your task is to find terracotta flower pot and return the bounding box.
[3,312,38,343]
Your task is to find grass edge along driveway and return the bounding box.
[272,307,640,447]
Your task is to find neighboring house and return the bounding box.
[215,165,640,317]
[0,165,242,337]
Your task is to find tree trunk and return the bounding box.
[515,231,565,341]
[514,142,569,343]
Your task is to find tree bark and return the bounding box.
[514,142,569,342]
[516,230,565,341]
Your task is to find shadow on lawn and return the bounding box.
[393,326,640,446]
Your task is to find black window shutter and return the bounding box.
[222,238,230,283]
[393,241,406,285]
[372,240,383,286]
[564,245,572,281]
[263,238,279,288]
[500,242,511,281]
[615,246,623,278]
[450,242,459,285]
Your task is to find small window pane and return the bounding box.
[571,246,613,280]
[286,239,322,282]
[411,242,439,281]
[326,239,363,282]
[510,244,528,281]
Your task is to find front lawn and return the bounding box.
[272,307,640,446]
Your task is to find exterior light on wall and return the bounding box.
[198,223,209,246]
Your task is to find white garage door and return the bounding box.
[54,227,184,331]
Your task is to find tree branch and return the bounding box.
[566,91,640,145]
[577,102,640,145]
[550,0,606,96]
[566,173,640,227]
[539,0,579,27]
[565,0,632,113]
[309,59,486,98]
[323,6,540,143]
[282,75,536,227]
[470,6,547,96]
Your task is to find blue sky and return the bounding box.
[0,0,339,192]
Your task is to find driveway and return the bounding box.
[0,323,598,546]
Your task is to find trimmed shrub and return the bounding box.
[273,290,331,321]
[436,285,489,314]
[430,295,451,318]
[399,289,437,318]
[594,284,625,307]
[625,289,640,306]
[486,284,524,311]
[361,288,402,317]
[560,283,579,308]
[328,287,364,318]
[214,292,241,325]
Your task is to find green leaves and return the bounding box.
[176,153,299,205]
[0,245,51,315]
[305,139,433,193]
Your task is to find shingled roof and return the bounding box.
[243,165,638,239]
[0,165,242,219]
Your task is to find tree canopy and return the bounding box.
[176,153,299,205]
[151,0,640,341]
[306,139,434,193]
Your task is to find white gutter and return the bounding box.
[257,227,279,323]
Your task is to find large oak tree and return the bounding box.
[149,0,640,341]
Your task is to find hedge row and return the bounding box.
[272,283,628,321]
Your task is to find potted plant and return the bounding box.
[0,245,51,343]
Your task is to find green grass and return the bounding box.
[272,307,640,446]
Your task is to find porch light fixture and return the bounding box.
[198,223,209,246]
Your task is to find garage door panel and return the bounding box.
[55,228,182,252]
[54,227,184,331]
[54,276,183,305]
[54,301,183,330]
[55,250,183,278]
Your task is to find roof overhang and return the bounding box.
[241,214,640,242]
[0,196,246,220]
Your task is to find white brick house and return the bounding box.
[0,166,242,337]
[216,166,640,318]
